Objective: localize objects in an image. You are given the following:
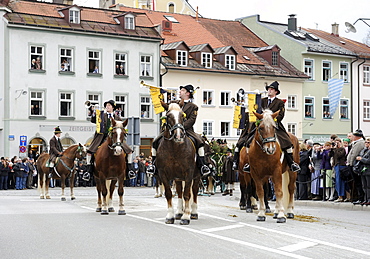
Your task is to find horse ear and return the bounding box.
[122,118,128,127]
[161,101,169,111]
[111,117,116,126]
[253,110,263,120]
[272,110,280,119]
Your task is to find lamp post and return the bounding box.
[345,18,370,33]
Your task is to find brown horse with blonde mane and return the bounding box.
[94,118,128,215]
[240,109,298,223]
[36,143,87,200]
[157,101,200,225]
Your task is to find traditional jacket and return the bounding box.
[49,136,63,162]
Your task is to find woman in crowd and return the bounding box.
[355,137,370,205]
[310,143,323,200]
[330,138,347,202]
[321,142,335,201]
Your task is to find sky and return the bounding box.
[74,0,370,44]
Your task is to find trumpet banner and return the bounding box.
[233,106,242,129]
[248,93,262,123]
[149,86,165,114]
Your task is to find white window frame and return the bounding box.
[88,50,101,73]
[124,14,135,30]
[220,91,231,106]
[59,92,73,117]
[87,93,101,117]
[30,90,45,116]
[340,62,349,83]
[30,45,44,70]
[140,96,152,119]
[287,95,297,109]
[364,100,370,120]
[287,123,297,136]
[340,98,349,119]
[201,52,212,68]
[165,88,178,102]
[364,65,370,84]
[69,8,80,24]
[304,96,314,118]
[304,58,314,80]
[176,50,187,66]
[225,54,235,70]
[114,94,127,118]
[202,90,214,106]
[220,121,231,136]
[322,60,332,82]
[59,47,73,72]
[272,51,278,66]
[140,55,152,77]
[322,97,331,119]
[115,52,127,75]
[203,120,214,136]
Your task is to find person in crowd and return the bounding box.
[296,141,313,200]
[347,129,366,205]
[76,161,87,187]
[147,84,211,177]
[48,126,63,178]
[222,149,237,196]
[93,66,99,73]
[0,157,10,190]
[330,138,347,202]
[21,158,30,190]
[31,59,37,69]
[130,158,139,187]
[62,59,70,71]
[27,158,36,189]
[13,158,25,190]
[118,64,125,75]
[115,64,120,75]
[35,57,42,70]
[310,143,323,200]
[355,137,370,205]
[321,142,335,201]
[7,157,15,189]
[138,157,146,187]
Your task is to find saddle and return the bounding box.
[46,157,60,168]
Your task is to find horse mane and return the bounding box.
[168,103,181,112]
[262,109,276,128]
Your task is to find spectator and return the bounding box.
[0,157,10,190]
[296,141,312,200]
[35,57,42,70]
[93,66,99,73]
[330,138,347,202]
[13,158,25,190]
[355,137,370,205]
[130,158,139,187]
[27,158,36,189]
[138,157,146,187]
[321,142,335,201]
[311,143,323,200]
[115,64,120,75]
[30,59,37,69]
[76,161,87,187]
[222,149,237,196]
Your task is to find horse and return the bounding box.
[94,118,128,215]
[36,143,87,201]
[240,109,299,223]
[156,102,200,225]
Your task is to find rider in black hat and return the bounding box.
[147,84,211,177]
[48,126,63,178]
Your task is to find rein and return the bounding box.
[163,123,185,141]
[55,145,85,177]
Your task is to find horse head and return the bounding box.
[163,103,186,143]
[108,118,128,156]
[253,109,280,155]
[76,143,87,160]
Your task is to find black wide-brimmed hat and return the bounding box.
[353,129,364,138]
[54,126,62,134]
[265,81,280,95]
[104,99,116,109]
[180,84,195,98]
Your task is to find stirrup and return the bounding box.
[290,162,300,172]
[128,170,136,179]
[232,161,238,170]
[201,165,211,177]
[242,164,250,173]
[147,164,155,173]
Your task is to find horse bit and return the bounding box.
[255,121,278,153]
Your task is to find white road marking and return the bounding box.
[279,241,318,252]
[81,206,95,211]
[202,224,245,232]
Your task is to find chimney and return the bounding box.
[288,14,297,31]
[332,23,339,36]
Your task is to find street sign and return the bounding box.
[20,135,27,146]
[19,146,26,153]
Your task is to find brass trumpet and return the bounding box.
[84,101,101,116]
[140,81,173,93]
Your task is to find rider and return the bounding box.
[86,100,134,178]
[235,81,300,173]
[232,110,250,171]
[48,126,63,178]
[147,84,211,177]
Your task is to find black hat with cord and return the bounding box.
[265,81,280,95]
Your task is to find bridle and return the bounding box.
[255,119,278,153]
[107,125,126,150]
[163,111,186,141]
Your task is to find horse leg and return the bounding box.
[117,178,126,215]
[107,180,115,212]
[272,173,286,223]
[100,179,109,215]
[255,179,266,221]
[163,179,174,224]
[95,177,102,212]
[180,180,192,225]
[61,175,66,201]
[239,173,247,210]
[191,178,199,220]
[207,176,215,195]
[70,172,76,200]
[175,181,183,220]
[45,177,51,199]
[264,182,271,213]
[286,171,296,219]
[38,172,45,199]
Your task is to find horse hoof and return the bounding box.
[96,208,102,212]
[252,205,258,210]
[101,210,109,215]
[273,213,278,219]
[46,196,51,199]
[277,217,286,223]
[71,197,76,200]
[61,197,66,201]
[266,208,271,213]
[154,195,159,198]
[246,208,253,213]
[190,214,198,220]
[287,213,294,219]
[180,219,190,225]
[118,210,126,215]
[240,205,246,210]
[175,213,183,220]
[165,218,175,224]
[108,207,115,212]
[40,196,44,199]
[257,216,266,221]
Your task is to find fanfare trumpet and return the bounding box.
[84,101,101,116]
[140,81,172,93]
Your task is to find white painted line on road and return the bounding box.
[279,241,318,252]
[202,224,245,233]
[81,206,95,211]
[126,213,311,259]
[200,212,238,222]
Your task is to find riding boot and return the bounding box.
[285,149,300,172]
[233,148,239,170]
[198,156,211,177]
[87,154,95,174]
[127,163,136,179]
[48,167,53,179]
[147,156,156,176]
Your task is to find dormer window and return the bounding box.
[202,52,212,68]
[69,8,80,24]
[125,14,135,30]
[177,50,187,66]
[272,51,278,66]
[225,54,235,70]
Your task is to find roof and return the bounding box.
[4,1,161,40]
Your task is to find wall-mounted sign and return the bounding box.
[9,135,15,141]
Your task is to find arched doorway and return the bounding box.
[28,137,47,160]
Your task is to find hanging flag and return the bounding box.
[149,86,165,114]
[328,78,344,117]
[248,93,262,122]
[233,105,241,129]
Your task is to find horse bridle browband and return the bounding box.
[108,125,126,150]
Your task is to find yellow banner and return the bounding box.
[233,105,241,129]
[149,86,165,114]
[96,109,101,134]
[248,94,257,122]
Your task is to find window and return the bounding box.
[168,3,175,13]
[140,96,151,118]
[30,45,44,70]
[287,123,297,136]
[272,51,278,66]
[203,90,214,105]
[322,98,331,119]
[87,94,100,117]
[203,121,213,136]
[60,48,73,72]
[124,15,135,30]
[30,91,44,116]
[166,89,178,102]
[364,100,370,120]
[220,122,230,136]
[140,55,152,77]
[201,52,212,68]
[322,61,331,82]
[60,92,73,117]
[304,59,314,80]
[364,66,370,84]
[115,95,127,118]
[287,95,297,109]
[88,50,101,73]
[69,9,80,24]
[220,91,231,106]
[340,62,349,82]
[177,50,187,66]
[340,99,349,119]
[304,97,314,118]
[115,53,127,75]
[225,54,235,70]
